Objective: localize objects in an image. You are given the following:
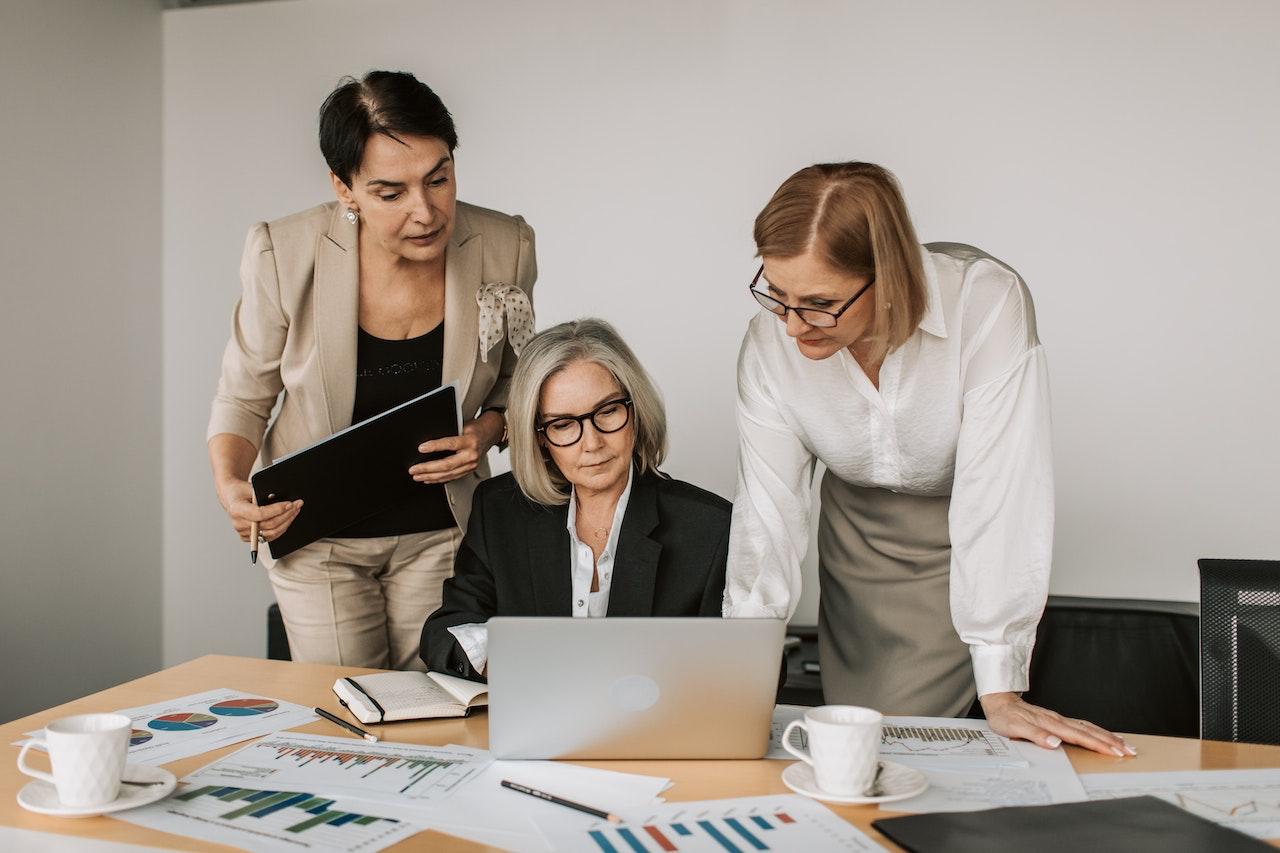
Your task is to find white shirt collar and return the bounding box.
[566,462,635,559]
[918,246,948,339]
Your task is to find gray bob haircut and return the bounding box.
[507,318,668,506]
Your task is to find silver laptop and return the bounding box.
[486,617,785,759]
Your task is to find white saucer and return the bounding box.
[17,764,176,817]
[781,760,927,805]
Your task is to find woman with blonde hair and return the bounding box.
[420,318,730,678]
[726,162,1131,756]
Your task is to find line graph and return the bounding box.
[1083,769,1280,839]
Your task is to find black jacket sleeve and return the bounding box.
[419,493,499,679]
[699,521,730,616]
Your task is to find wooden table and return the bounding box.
[4,655,1279,851]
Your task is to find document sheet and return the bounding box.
[17,689,316,766]
[535,794,883,852]
[113,781,421,853]
[1082,768,1280,840]
[181,732,492,812]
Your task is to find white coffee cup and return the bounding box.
[17,713,131,807]
[783,704,882,796]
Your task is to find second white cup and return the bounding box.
[16,713,131,808]
[783,704,882,796]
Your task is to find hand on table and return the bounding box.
[980,692,1137,757]
[410,412,503,485]
[217,478,303,544]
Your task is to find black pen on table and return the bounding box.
[500,780,622,824]
[315,707,378,743]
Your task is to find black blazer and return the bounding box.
[420,468,731,678]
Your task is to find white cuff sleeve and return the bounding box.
[970,643,1032,697]
[446,623,489,674]
[723,601,789,620]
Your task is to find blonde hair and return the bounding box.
[507,319,668,506]
[753,162,927,363]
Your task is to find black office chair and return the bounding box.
[1021,595,1200,737]
[267,603,291,661]
[785,598,1200,734]
[780,625,823,706]
[1199,558,1280,745]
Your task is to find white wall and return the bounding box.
[0,0,162,722]
[162,0,1280,665]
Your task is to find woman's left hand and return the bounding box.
[980,692,1137,757]
[410,411,504,484]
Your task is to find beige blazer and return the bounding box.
[208,200,537,532]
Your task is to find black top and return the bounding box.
[339,324,454,537]
[419,468,732,679]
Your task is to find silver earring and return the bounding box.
[345,208,359,224]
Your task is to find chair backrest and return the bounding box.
[1022,595,1199,737]
[1199,558,1280,745]
[266,603,291,662]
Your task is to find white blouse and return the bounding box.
[723,243,1054,698]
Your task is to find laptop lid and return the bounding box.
[486,617,785,759]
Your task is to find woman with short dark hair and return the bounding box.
[208,70,536,670]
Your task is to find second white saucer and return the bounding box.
[781,760,927,805]
[17,764,176,818]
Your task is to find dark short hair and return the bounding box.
[318,70,458,187]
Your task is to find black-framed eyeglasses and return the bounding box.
[748,265,874,328]
[537,397,633,447]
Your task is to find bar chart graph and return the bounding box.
[114,783,420,853]
[175,784,398,833]
[540,795,880,852]
[183,732,488,804]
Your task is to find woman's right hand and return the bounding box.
[217,478,303,544]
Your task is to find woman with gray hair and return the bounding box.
[420,319,730,679]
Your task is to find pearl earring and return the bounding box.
[345,208,359,224]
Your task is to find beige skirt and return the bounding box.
[816,470,975,716]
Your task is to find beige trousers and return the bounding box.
[816,471,975,717]
[267,527,461,671]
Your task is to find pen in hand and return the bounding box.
[249,519,260,564]
[315,707,378,743]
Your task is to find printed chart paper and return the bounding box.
[882,735,1086,813]
[877,716,1025,767]
[767,708,1026,768]
[427,756,673,850]
[536,794,882,852]
[1082,768,1280,840]
[113,782,421,853]
[19,689,316,766]
[183,732,490,809]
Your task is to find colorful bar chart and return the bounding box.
[115,782,421,853]
[175,784,399,834]
[586,812,791,852]
[542,796,880,853]
[262,741,465,795]
[183,733,489,806]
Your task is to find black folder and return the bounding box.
[251,384,460,560]
[871,795,1271,853]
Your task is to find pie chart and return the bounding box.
[209,698,279,716]
[148,712,217,732]
[129,729,153,746]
